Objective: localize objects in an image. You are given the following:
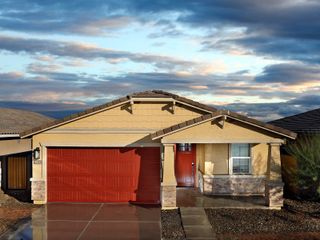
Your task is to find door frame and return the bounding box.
[175,143,196,187]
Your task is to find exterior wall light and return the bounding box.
[33,147,40,160]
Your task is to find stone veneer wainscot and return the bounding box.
[199,172,266,195]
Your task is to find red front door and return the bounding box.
[47,147,160,203]
[175,144,196,187]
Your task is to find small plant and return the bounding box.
[285,134,320,201]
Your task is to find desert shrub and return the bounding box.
[285,134,320,201]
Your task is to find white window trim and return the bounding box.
[228,144,252,175]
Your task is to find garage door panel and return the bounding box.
[47,147,160,203]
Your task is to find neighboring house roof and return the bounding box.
[21,90,217,138]
[151,110,297,140]
[0,108,54,136]
[270,108,320,133]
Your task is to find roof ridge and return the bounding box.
[152,90,217,112]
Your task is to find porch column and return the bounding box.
[265,142,284,208]
[161,143,177,208]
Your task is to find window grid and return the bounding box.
[230,144,251,175]
[232,157,250,174]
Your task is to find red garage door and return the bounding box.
[47,147,160,203]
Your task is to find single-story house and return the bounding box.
[0,91,297,208]
[0,108,53,201]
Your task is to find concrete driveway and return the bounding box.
[6,203,161,240]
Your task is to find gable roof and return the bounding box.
[0,108,54,136]
[21,90,217,138]
[270,108,320,133]
[151,110,297,140]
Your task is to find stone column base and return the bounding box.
[161,184,176,209]
[31,179,46,203]
[265,181,284,208]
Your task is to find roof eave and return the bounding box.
[0,134,20,138]
[20,99,131,138]
[226,115,297,140]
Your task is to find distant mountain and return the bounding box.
[38,110,84,119]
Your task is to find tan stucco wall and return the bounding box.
[161,120,282,144]
[33,133,156,148]
[251,143,268,175]
[162,144,176,185]
[268,143,282,181]
[196,144,205,173]
[203,144,229,175]
[56,102,202,130]
[0,139,31,156]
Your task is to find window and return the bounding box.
[178,143,192,152]
[230,144,251,174]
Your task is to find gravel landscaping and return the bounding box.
[161,209,186,240]
[0,191,40,237]
[205,199,320,240]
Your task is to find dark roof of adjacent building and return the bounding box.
[151,110,297,140]
[0,108,54,135]
[270,108,320,133]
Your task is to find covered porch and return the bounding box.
[160,142,283,209]
[150,112,295,209]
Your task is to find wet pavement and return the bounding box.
[177,188,268,208]
[180,207,215,240]
[4,203,161,240]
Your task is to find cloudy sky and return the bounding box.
[0,0,319,121]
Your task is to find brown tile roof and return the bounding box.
[151,110,297,140]
[270,108,320,133]
[0,108,54,135]
[21,90,217,137]
[129,90,170,98]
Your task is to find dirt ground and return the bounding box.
[205,199,320,240]
[0,191,40,237]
